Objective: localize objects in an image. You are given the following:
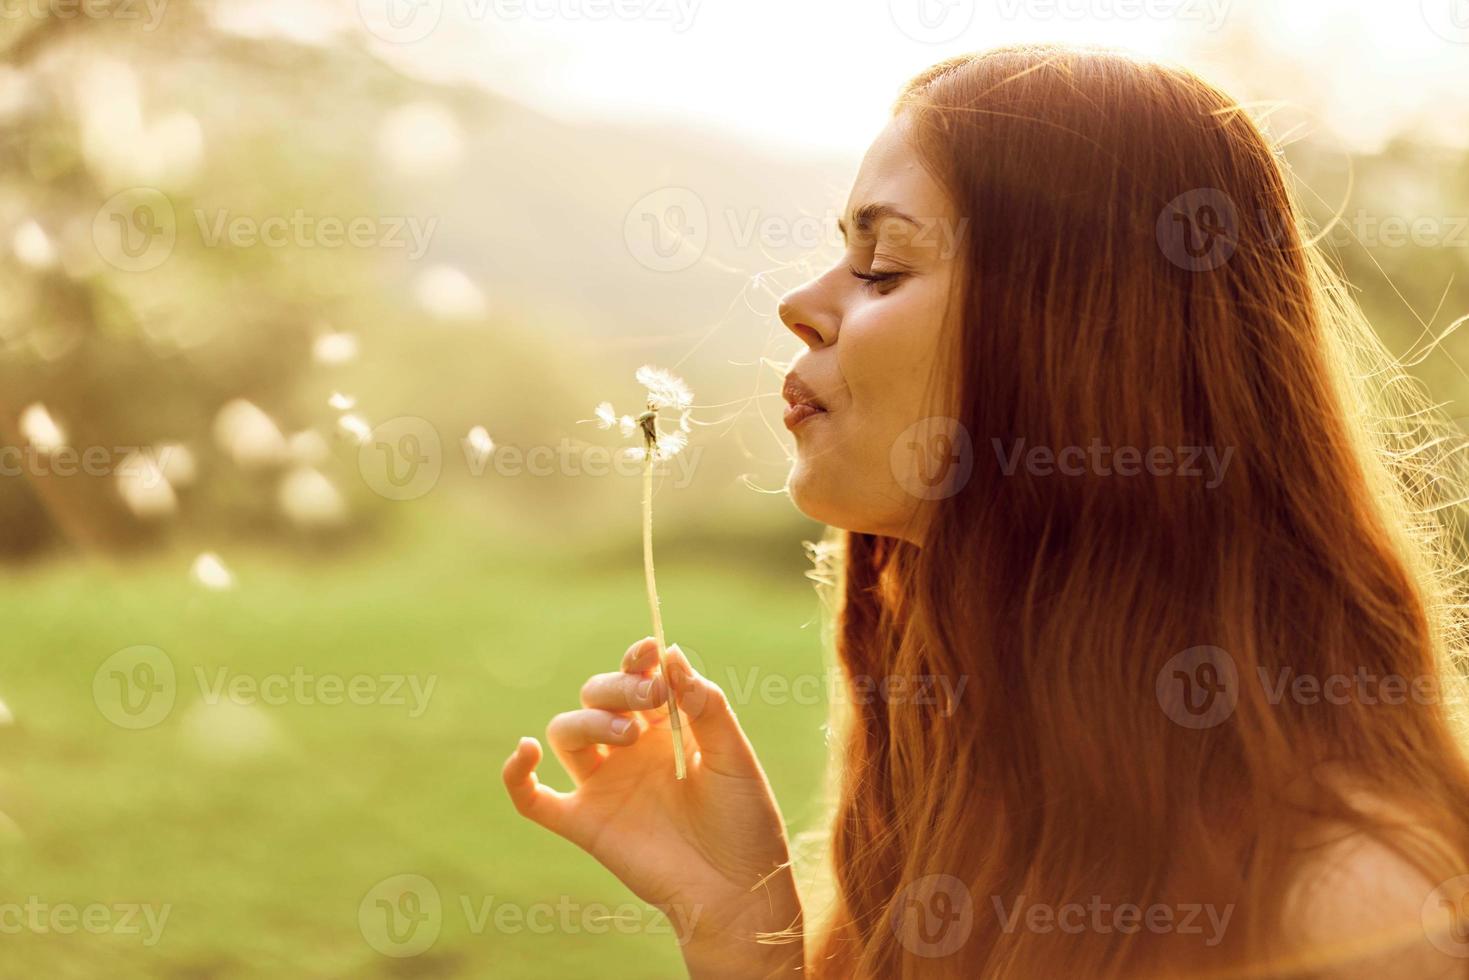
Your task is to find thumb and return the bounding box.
[665,645,759,776]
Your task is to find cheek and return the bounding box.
[836,285,951,437]
[786,284,950,534]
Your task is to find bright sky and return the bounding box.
[248,0,1469,156]
[369,0,1469,154]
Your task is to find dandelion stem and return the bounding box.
[642,440,688,780]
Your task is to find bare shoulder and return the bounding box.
[1280,790,1466,979]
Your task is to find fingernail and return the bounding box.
[610,717,631,735]
[635,679,653,702]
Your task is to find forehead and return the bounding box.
[843,116,953,230]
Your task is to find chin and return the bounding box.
[786,460,913,540]
[786,458,846,528]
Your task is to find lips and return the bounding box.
[782,373,828,431]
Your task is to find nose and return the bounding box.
[778,275,838,350]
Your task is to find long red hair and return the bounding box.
[805,45,1469,978]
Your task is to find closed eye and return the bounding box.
[849,265,907,292]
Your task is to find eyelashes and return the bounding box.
[848,265,907,293]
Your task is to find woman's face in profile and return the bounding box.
[779,115,964,542]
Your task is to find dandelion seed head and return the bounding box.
[635,365,693,411]
[592,366,696,462]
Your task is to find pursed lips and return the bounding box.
[781,373,828,431]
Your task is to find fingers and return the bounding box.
[546,708,640,783]
[501,737,573,835]
[621,636,661,674]
[581,670,667,713]
[664,644,760,778]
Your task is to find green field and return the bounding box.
[0,508,831,978]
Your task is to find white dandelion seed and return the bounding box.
[313,332,358,365]
[634,364,693,411]
[18,403,65,452]
[337,414,371,445]
[191,552,234,591]
[466,425,494,465]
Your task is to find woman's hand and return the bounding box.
[501,638,803,979]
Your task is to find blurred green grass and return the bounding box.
[0,508,830,978]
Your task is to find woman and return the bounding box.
[502,45,1469,978]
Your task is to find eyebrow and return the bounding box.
[837,202,921,242]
